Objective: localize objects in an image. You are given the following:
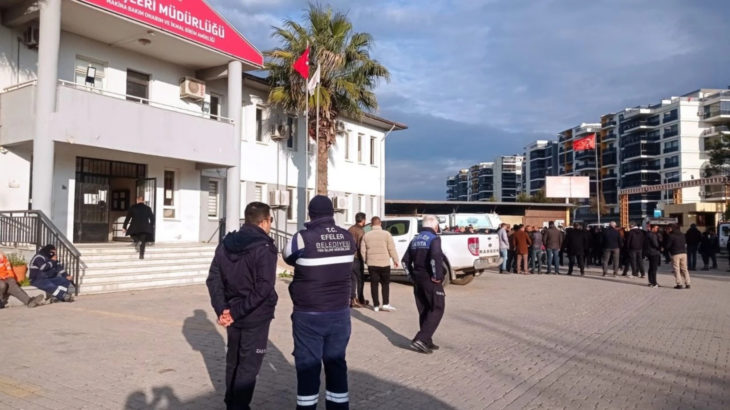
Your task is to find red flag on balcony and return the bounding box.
[292,46,309,79]
[574,133,596,151]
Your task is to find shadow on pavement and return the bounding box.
[350,308,413,351]
[182,309,226,393]
[126,311,455,409]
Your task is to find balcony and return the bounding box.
[622,144,660,161]
[575,160,597,171]
[574,150,596,161]
[621,160,660,175]
[602,152,617,166]
[700,100,730,123]
[701,125,730,137]
[619,119,654,134]
[602,120,617,128]
[1,81,237,166]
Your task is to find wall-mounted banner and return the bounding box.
[78,0,263,66]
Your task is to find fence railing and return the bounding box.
[0,210,85,295]
[216,218,293,253]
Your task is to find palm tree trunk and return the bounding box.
[317,136,328,195]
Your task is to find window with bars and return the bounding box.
[255,184,263,202]
[287,187,295,221]
[256,108,263,141]
[370,137,376,165]
[357,134,364,162]
[163,170,176,218]
[286,116,296,150]
[207,180,219,218]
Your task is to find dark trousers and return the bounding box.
[351,259,365,303]
[506,250,515,272]
[225,321,271,410]
[647,254,660,286]
[602,248,620,275]
[413,274,446,345]
[567,253,584,275]
[629,250,645,276]
[701,252,718,269]
[369,266,391,306]
[32,276,72,301]
[292,309,350,410]
[546,248,560,273]
[132,233,148,259]
[687,246,698,270]
[0,278,31,306]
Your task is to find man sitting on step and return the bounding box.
[0,251,44,309]
[29,245,75,303]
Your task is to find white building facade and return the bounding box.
[0,0,404,245]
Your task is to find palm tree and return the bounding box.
[265,3,390,194]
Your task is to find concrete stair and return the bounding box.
[76,242,217,295]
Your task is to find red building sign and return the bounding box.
[78,0,263,66]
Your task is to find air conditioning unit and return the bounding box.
[179,77,206,100]
[333,196,348,210]
[270,124,289,141]
[268,190,291,207]
[22,24,40,48]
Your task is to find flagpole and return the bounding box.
[303,42,309,209]
[594,136,601,224]
[315,64,320,195]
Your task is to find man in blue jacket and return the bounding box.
[284,196,356,410]
[206,202,278,410]
[29,245,74,302]
[401,214,446,354]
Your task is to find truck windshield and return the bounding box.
[381,220,410,236]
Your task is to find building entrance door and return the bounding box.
[136,178,157,243]
[74,183,110,243]
[74,157,148,243]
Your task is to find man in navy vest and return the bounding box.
[284,196,356,409]
[401,214,446,354]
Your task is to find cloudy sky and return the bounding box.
[210,0,730,200]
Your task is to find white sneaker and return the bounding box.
[381,304,396,311]
[374,306,380,312]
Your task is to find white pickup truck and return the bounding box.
[367,217,501,285]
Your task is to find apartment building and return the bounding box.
[493,155,524,202]
[523,140,558,196]
[446,169,469,201]
[698,89,730,200]
[0,0,404,244]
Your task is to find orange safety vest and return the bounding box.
[0,255,16,280]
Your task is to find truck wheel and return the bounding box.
[450,272,475,286]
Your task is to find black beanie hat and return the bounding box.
[308,195,334,219]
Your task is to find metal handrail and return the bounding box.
[216,218,293,253]
[1,80,37,93]
[56,80,234,124]
[0,210,85,295]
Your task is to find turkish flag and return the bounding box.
[574,133,596,151]
[292,46,309,79]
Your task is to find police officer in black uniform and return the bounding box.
[206,202,278,410]
[402,214,446,354]
[284,196,356,409]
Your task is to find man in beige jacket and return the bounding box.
[362,217,399,312]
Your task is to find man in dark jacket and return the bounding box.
[645,224,662,287]
[402,214,446,354]
[563,223,588,275]
[625,223,646,278]
[666,224,690,289]
[348,212,368,307]
[283,196,356,410]
[206,202,278,410]
[544,221,563,274]
[685,224,702,270]
[123,196,155,259]
[29,245,75,303]
[602,222,623,276]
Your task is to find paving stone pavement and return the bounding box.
[1,261,729,409]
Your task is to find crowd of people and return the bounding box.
[496,221,724,289]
